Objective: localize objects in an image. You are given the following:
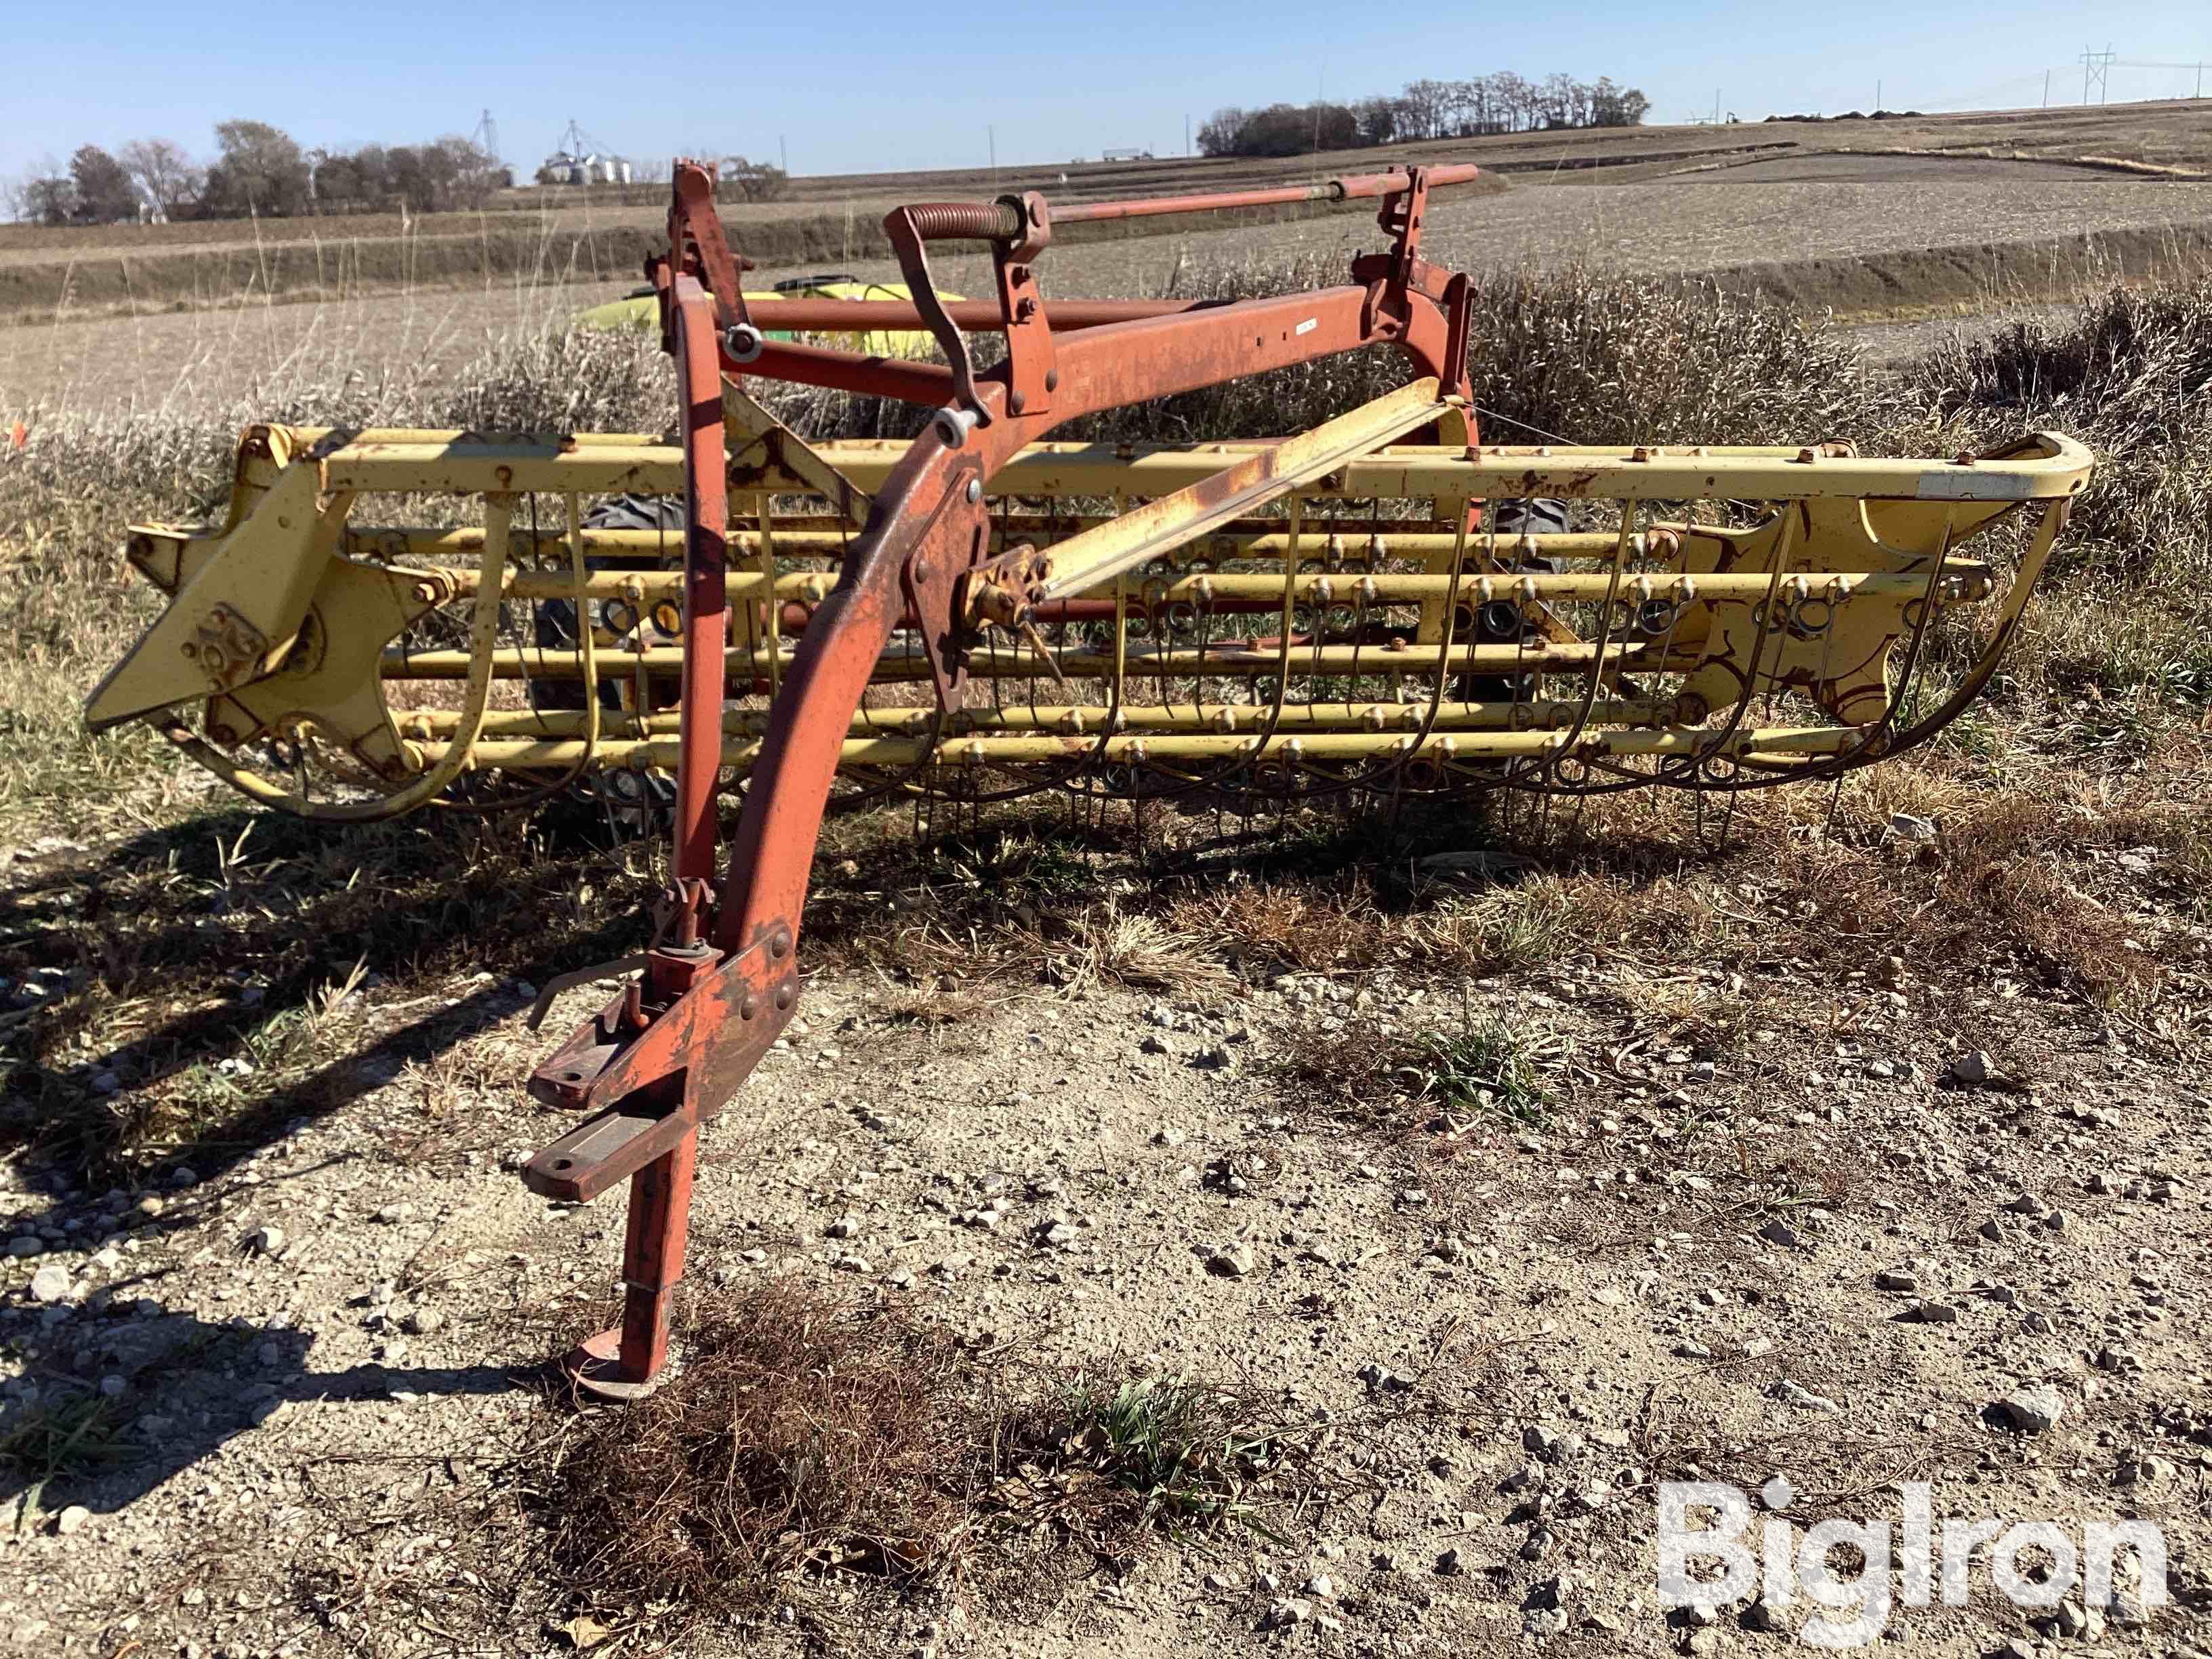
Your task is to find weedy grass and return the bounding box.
[0,802,665,1182]
[0,1388,125,1524]
[1279,1005,1568,1130]
[1011,1373,1303,1538]
[1402,1017,1568,1126]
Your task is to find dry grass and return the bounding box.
[539,1281,998,1614]
[526,1279,1303,1635]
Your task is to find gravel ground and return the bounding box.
[3,836,2209,1656]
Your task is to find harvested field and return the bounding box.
[9,171,2212,419]
[5,98,2211,323]
[1685,152,2140,184]
[0,279,633,422]
[0,190,1492,323]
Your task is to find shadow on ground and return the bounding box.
[0,801,662,1197]
[1,1300,539,1519]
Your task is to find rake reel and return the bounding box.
[86,161,2091,1393]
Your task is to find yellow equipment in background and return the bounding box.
[575,273,957,359]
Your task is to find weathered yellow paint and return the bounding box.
[86,418,2093,818]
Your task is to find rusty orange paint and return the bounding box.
[533,156,1486,1392]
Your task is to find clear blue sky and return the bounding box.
[5,0,2207,183]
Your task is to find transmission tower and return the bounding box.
[470,108,501,163]
[2080,45,2114,105]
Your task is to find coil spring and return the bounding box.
[903,201,1025,242]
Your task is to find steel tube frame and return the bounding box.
[528,159,1478,1393]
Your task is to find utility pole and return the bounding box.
[1876,79,1882,112]
[779,135,788,175]
[988,123,996,187]
[1185,113,1191,157]
[1714,88,1721,124]
[2081,45,2114,105]
[2043,68,2051,107]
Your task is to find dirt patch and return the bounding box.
[3,855,2206,1654]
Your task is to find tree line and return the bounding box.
[1198,74,1650,159]
[5,121,512,226]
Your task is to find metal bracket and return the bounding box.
[897,457,990,714]
[524,930,800,1202]
[669,160,750,337]
[991,192,1056,419]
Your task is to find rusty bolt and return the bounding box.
[1015,297,1038,322]
[965,478,983,504]
[1008,390,1027,415]
[912,558,935,585]
[972,583,1021,628]
[1044,369,1059,392]
[775,983,795,1010]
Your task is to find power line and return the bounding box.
[1927,56,2206,111]
[2112,58,2207,96]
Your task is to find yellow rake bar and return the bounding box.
[87,413,2093,819]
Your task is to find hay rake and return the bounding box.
[86,161,2090,1393]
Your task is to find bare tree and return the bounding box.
[1197,71,1649,158]
[1399,79,1451,141]
[120,138,201,220]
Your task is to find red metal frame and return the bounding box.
[527,159,1485,1393]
